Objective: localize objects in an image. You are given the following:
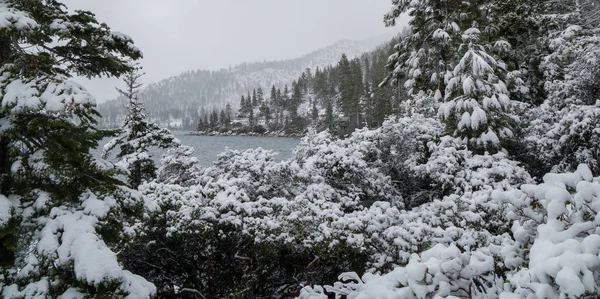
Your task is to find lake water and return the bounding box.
[96,132,301,167]
[176,133,301,166]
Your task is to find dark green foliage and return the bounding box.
[121,217,368,299]
[11,112,121,199]
[0,218,16,267]
[7,0,141,78]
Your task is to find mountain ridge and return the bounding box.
[97,34,397,129]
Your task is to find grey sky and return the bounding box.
[60,0,405,103]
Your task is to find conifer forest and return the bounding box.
[1,0,600,298]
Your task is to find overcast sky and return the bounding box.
[60,0,405,103]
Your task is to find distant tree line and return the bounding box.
[195,35,411,136]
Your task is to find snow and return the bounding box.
[0,3,37,31]
[44,209,123,285]
[1,76,95,113]
[3,188,156,298]
[0,194,11,227]
[57,288,85,299]
[493,165,600,297]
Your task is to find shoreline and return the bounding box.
[185,131,304,138]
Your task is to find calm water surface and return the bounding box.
[177,133,301,166]
[96,132,301,167]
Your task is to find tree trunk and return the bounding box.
[0,34,14,267]
[0,35,12,195]
[133,161,142,189]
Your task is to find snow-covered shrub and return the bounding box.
[412,137,532,196]
[300,164,600,299]
[526,104,600,176]
[128,115,540,299]
[156,145,203,187]
[126,161,369,298]
[297,137,533,298]
[300,242,506,299]
[495,164,600,298]
[295,116,443,209]
[294,130,402,210]
[348,115,443,208]
[204,147,299,201]
[396,91,439,119]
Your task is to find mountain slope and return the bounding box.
[97,35,393,129]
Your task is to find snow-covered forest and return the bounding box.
[196,37,408,137]
[2,0,600,298]
[97,38,387,131]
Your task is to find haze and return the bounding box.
[59,0,404,103]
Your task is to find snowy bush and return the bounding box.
[129,114,540,298]
[156,145,203,187]
[300,164,600,299]
[496,164,600,298]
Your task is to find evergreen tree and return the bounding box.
[384,0,465,100]
[439,27,518,152]
[290,81,302,118]
[196,117,205,131]
[338,54,361,133]
[299,72,308,93]
[103,64,180,189]
[220,109,227,128]
[210,109,218,129]
[304,67,314,91]
[252,88,258,106]
[248,106,255,130]
[0,1,156,297]
[314,67,329,99]
[203,114,209,129]
[276,88,283,108]
[257,87,264,105]
[239,95,246,116]
[270,85,277,103]
[350,58,364,128]
[225,103,233,123]
[372,52,393,126]
[264,104,272,126]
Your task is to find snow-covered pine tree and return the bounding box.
[0,1,157,297]
[384,0,464,101]
[103,64,180,189]
[439,27,518,152]
[523,0,600,174]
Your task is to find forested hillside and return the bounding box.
[197,33,413,137]
[97,37,391,129]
